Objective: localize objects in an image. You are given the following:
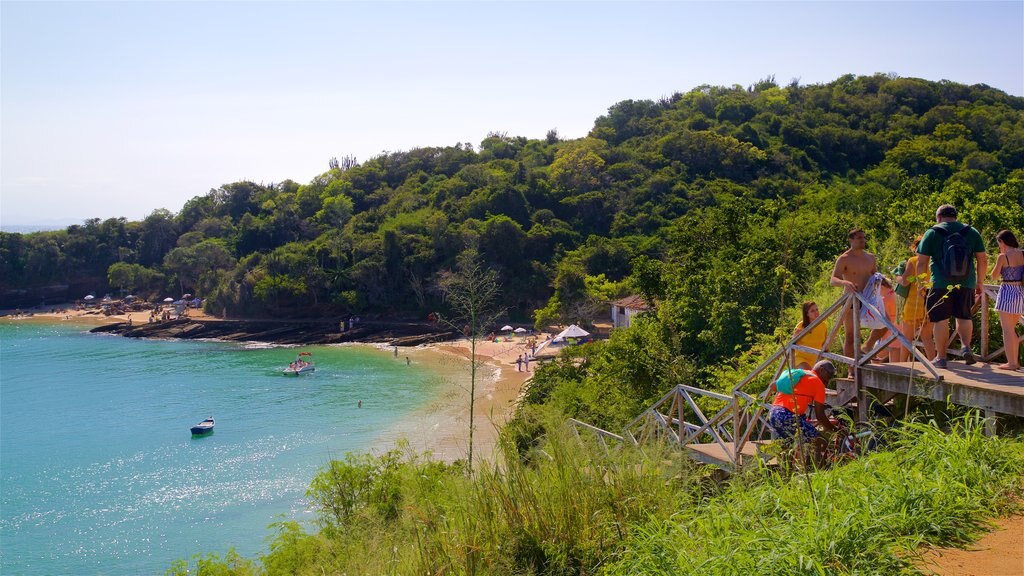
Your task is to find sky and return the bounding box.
[2,1,1022,229]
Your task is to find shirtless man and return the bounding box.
[830,228,879,358]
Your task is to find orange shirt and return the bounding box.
[772,371,826,415]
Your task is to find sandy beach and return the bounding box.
[3,304,539,463]
[371,336,539,463]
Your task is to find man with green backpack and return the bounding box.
[916,205,987,368]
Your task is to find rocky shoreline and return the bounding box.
[90,317,458,346]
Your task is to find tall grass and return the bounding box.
[605,413,1024,575]
[167,413,1023,576]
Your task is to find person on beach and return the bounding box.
[991,229,1023,370]
[524,355,530,372]
[768,360,839,464]
[515,355,523,372]
[405,356,410,366]
[895,236,936,362]
[830,228,879,358]
[916,205,986,368]
[792,301,827,370]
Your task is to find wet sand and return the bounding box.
[372,337,538,463]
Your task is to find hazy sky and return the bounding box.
[2,1,1022,228]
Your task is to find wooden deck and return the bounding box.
[685,440,772,467]
[859,362,1024,417]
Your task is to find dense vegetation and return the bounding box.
[5,74,1024,573]
[168,415,1024,575]
[3,74,1022,329]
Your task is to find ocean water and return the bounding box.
[0,320,450,575]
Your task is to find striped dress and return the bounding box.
[995,264,1024,314]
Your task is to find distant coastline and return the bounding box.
[90,317,458,347]
[1,306,537,464]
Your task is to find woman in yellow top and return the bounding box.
[896,236,936,362]
[792,301,828,369]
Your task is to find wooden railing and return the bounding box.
[568,283,1019,468]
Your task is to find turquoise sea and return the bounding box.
[0,319,450,575]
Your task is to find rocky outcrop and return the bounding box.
[90,318,458,346]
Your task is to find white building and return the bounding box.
[611,295,651,329]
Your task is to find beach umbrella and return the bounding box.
[182,293,193,299]
[83,295,95,300]
[501,325,514,331]
[514,327,528,334]
[163,297,174,302]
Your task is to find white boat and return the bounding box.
[283,352,315,375]
[191,417,214,435]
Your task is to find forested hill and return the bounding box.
[3,75,1023,357]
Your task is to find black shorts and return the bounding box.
[926,286,975,322]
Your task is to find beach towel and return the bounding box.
[858,273,887,330]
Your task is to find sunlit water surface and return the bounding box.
[0,320,446,574]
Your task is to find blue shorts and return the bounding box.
[768,406,819,441]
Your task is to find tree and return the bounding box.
[436,245,504,472]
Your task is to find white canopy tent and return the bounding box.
[552,324,590,342]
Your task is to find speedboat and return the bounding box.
[191,417,214,435]
[283,352,315,375]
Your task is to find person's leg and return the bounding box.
[927,289,952,363]
[998,311,1021,369]
[952,288,976,364]
[862,327,886,353]
[842,309,855,358]
[932,320,950,361]
[920,318,937,360]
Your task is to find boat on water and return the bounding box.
[283,352,315,375]
[191,417,215,435]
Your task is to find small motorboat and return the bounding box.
[191,417,215,435]
[283,352,315,375]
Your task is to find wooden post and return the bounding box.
[852,296,869,422]
[981,287,989,361]
[985,410,997,437]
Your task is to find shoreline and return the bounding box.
[2,306,541,463]
[381,338,536,463]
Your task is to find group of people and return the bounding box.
[771,204,1023,453]
[826,204,1021,371]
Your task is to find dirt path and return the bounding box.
[917,514,1024,575]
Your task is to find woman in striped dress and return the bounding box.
[991,230,1023,371]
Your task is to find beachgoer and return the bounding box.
[394,346,398,357]
[405,356,410,366]
[515,355,523,372]
[524,355,530,372]
[358,400,362,408]
[896,236,937,362]
[768,360,839,465]
[916,205,987,368]
[830,228,879,357]
[792,301,827,370]
[991,229,1023,371]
